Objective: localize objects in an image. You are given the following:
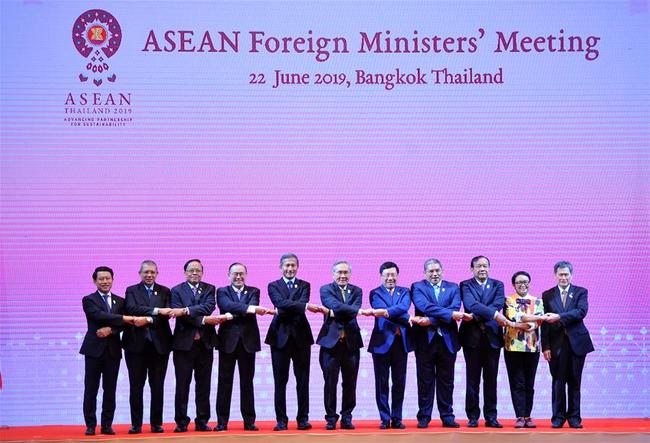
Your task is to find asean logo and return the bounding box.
[72,9,122,86]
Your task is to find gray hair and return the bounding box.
[554,261,573,274]
[139,260,158,272]
[280,253,299,267]
[423,258,443,272]
[332,260,351,273]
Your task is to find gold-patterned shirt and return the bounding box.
[503,294,544,352]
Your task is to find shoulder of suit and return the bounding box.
[200,282,216,291]
[490,278,504,286]
[442,280,459,289]
[171,282,186,292]
[296,279,310,287]
[571,285,587,292]
[246,285,261,293]
[216,285,230,293]
[350,283,362,292]
[113,293,124,300]
[154,283,171,292]
[396,285,410,293]
[459,278,473,286]
[83,292,97,299]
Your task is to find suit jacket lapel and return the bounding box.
[94,291,110,312]
[424,283,439,305]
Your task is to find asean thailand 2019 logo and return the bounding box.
[72,9,122,86]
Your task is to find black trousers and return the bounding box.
[173,341,214,427]
[125,341,170,427]
[504,351,539,418]
[216,341,256,426]
[415,334,457,423]
[372,338,408,423]
[548,335,586,424]
[270,337,311,424]
[463,333,501,421]
[319,341,360,424]
[83,352,121,429]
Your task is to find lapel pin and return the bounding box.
[569,293,573,299]
[244,290,248,295]
[154,291,158,296]
[442,288,446,292]
[347,289,351,294]
[486,285,490,289]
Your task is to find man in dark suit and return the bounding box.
[265,253,325,431]
[411,258,467,429]
[171,259,229,433]
[122,260,174,434]
[317,260,364,430]
[459,255,509,428]
[80,266,147,436]
[366,261,412,430]
[215,262,274,432]
[541,261,594,429]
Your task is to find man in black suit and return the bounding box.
[171,259,229,433]
[215,262,274,431]
[122,260,174,434]
[459,256,509,428]
[541,261,594,429]
[80,266,148,436]
[317,260,364,430]
[265,253,325,431]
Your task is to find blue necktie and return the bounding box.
[433,285,443,336]
[102,294,111,311]
[146,287,153,300]
[287,280,294,293]
[192,285,198,303]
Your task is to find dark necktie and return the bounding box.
[192,285,198,303]
[561,289,568,308]
[146,287,153,301]
[287,280,294,294]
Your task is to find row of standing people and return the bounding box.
[79,254,593,436]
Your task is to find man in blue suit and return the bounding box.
[265,253,326,431]
[459,255,509,428]
[215,262,274,432]
[411,258,467,428]
[541,261,594,429]
[317,260,363,430]
[123,260,174,434]
[171,259,229,433]
[367,261,412,429]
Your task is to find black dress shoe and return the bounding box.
[380,421,390,429]
[128,426,142,434]
[442,420,461,428]
[244,424,259,431]
[417,421,429,429]
[325,422,337,430]
[485,420,503,428]
[341,422,355,430]
[151,425,164,433]
[273,422,288,431]
[195,424,212,432]
[297,422,312,430]
[214,423,228,432]
[391,420,405,429]
[100,427,115,435]
[551,421,565,429]
[568,421,583,429]
[84,427,95,436]
[467,419,479,427]
[174,425,188,433]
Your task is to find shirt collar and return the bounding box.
[283,277,295,285]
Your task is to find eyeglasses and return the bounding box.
[514,281,530,286]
